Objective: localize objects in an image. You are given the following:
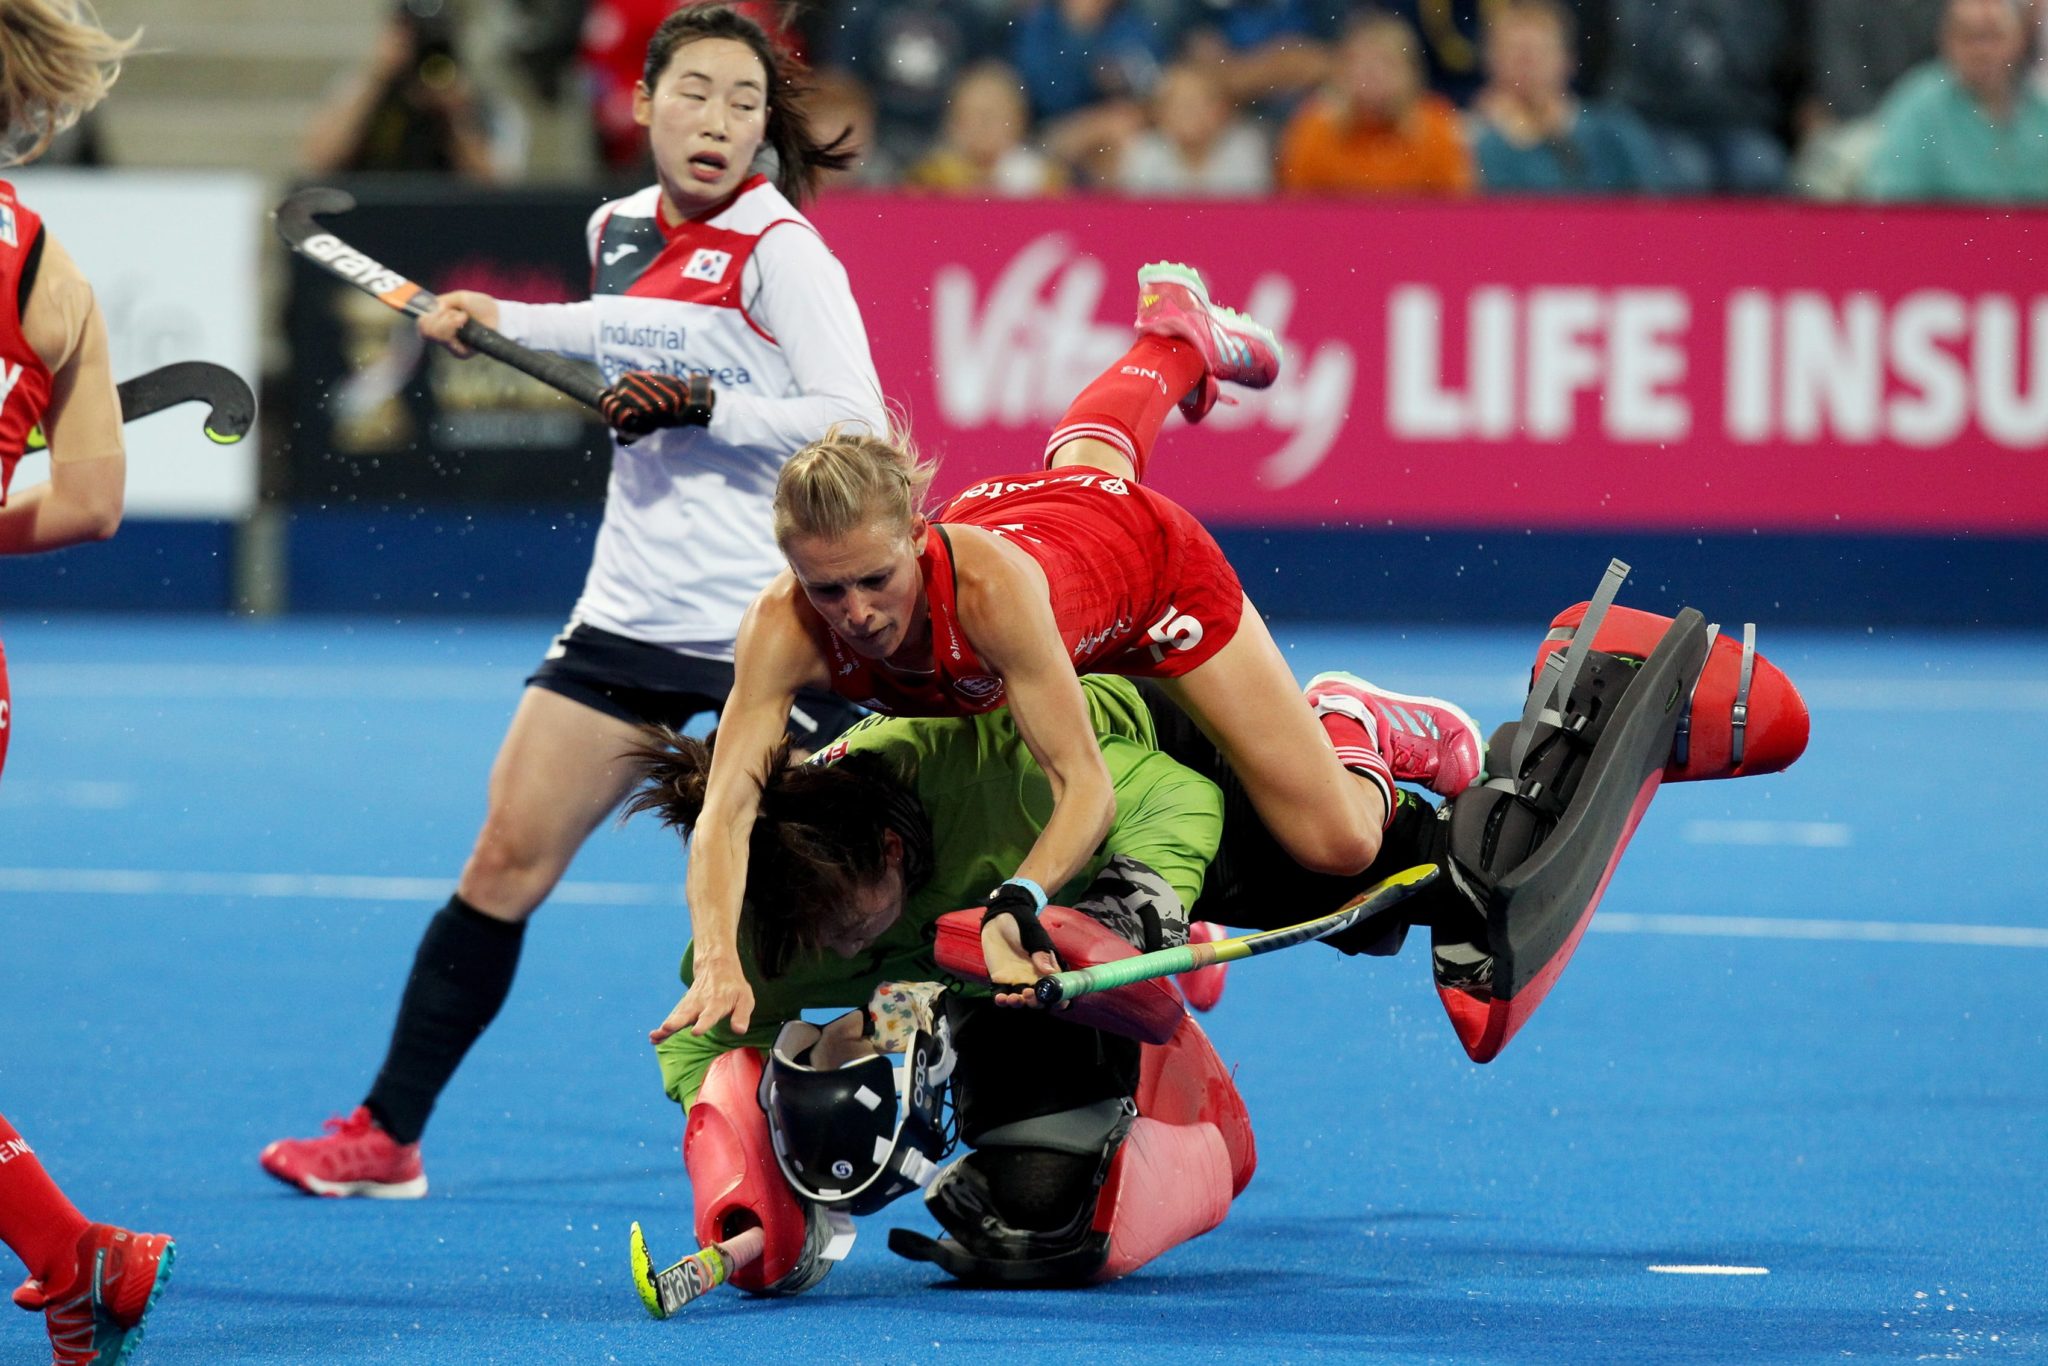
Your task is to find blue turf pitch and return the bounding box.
[0,615,2042,1363]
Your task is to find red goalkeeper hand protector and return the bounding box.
[598,371,715,437]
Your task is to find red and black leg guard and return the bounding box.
[1080,1013,1255,1282]
[1436,604,1713,1063]
[683,1049,809,1294]
[1088,1116,1234,1283]
[1136,1014,1257,1197]
[1041,336,1205,482]
[1536,602,1810,781]
[891,1022,1249,1287]
[933,905,1186,1044]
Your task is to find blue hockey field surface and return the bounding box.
[0,615,2041,1363]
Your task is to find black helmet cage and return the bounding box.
[760,1008,958,1216]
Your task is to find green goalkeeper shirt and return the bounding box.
[654,676,1224,1108]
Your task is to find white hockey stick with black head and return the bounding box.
[273,186,605,410]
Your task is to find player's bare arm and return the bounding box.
[0,232,122,554]
[656,577,833,1042]
[949,527,1115,994]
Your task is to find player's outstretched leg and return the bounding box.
[3,1112,175,1365]
[1306,671,1485,800]
[16,1223,176,1366]
[1043,264,1282,482]
[260,690,647,1198]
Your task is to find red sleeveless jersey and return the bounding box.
[0,180,53,506]
[815,468,1245,717]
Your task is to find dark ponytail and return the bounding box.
[624,728,933,978]
[640,4,855,205]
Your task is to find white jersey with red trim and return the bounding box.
[495,176,884,654]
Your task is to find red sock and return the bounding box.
[0,1112,91,1286]
[1042,335,1206,481]
[1318,713,1398,829]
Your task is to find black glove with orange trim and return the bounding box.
[598,371,714,438]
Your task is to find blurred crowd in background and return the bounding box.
[54,0,2048,203]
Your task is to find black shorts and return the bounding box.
[525,621,865,747]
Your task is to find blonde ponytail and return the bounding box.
[773,423,937,548]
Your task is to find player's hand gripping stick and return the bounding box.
[1032,864,1439,1007]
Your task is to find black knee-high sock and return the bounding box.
[364,895,526,1146]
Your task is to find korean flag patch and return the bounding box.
[682,247,732,283]
[0,206,15,249]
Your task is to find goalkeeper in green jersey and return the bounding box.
[624,673,1450,1295]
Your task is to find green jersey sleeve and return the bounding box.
[1093,736,1223,912]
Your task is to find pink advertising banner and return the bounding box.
[808,195,2048,535]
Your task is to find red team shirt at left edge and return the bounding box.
[0,178,57,783]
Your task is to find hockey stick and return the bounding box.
[26,361,256,452]
[1033,863,1439,1007]
[272,186,606,410]
[629,1221,764,1319]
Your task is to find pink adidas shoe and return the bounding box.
[1307,671,1485,798]
[1135,262,1283,422]
[17,1222,176,1366]
[259,1106,427,1199]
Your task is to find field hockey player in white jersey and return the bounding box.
[260,4,888,1200]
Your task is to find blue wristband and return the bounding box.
[1001,876,1049,914]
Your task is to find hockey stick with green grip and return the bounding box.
[1032,863,1439,1007]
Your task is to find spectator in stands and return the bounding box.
[1375,0,1492,106]
[302,0,523,181]
[817,0,1008,173]
[1866,0,2048,200]
[907,61,1068,195]
[1010,0,1171,123]
[1793,0,1945,197]
[1368,0,1620,99]
[1277,10,1474,196]
[1603,0,1792,193]
[1175,0,1342,112]
[1470,0,1665,193]
[808,67,899,187]
[1115,61,1273,195]
[2035,0,2048,96]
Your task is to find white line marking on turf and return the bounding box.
[0,867,681,906]
[3,868,2042,946]
[0,781,138,810]
[1682,820,1853,848]
[1595,913,2048,949]
[1647,1266,1769,1276]
[19,666,2048,710]
[17,665,510,701]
